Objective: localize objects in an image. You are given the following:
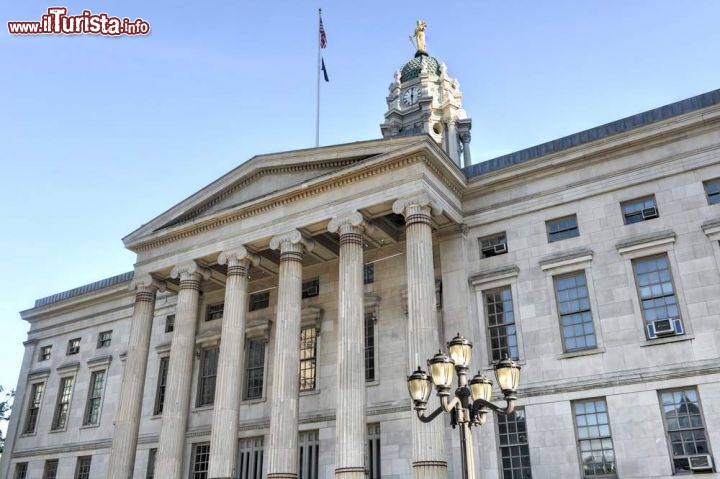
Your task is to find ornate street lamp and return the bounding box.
[407,333,521,479]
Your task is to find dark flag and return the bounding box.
[321,57,329,82]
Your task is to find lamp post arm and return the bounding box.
[416,395,462,423]
[470,397,516,416]
[415,405,445,423]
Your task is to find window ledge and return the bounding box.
[19,432,38,438]
[299,389,320,397]
[241,397,266,405]
[192,405,214,413]
[640,334,694,347]
[79,423,100,430]
[366,380,380,388]
[48,428,68,434]
[150,414,162,420]
[557,347,605,360]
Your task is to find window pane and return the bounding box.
[632,255,683,337]
[300,328,317,391]
[198,347,219,406]
[52,377,74,430]
[192,443,210,479]
[497,408,532,479]
[546,215,579,242]
[659,388,712,473]
[574,399,616,476]
[555,272,596,352]
[485,287,519,361]
[153,357,169,415]
[365,313,376,382]
[237,437,264,479]
[245,340,265,399]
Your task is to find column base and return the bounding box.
[412,460,448,479]
[267,474,297,479]
[335,466,366,479]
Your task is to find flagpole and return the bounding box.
[315,8,322,148]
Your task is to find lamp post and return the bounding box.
[407,333,521,479]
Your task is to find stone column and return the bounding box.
[459,131,471,168]
[156,262,210,479]
[392,194,448,479]
[328,213,366,479]
[266,231,313,479]
[108,275,165,479]
[208,247,259,479]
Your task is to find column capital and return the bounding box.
[327,211,365,235]
[129,274,166,294]
[392,193,443,218]
[269,230,315,253]
[170,261,212,282]
[218,246,261,268]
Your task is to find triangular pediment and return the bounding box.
[123,136,427,247]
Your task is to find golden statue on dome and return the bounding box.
[414,20,427,53]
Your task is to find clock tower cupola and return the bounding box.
[380,20,473,168]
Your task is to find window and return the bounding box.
[368,424,381,479]
[197,347,219,406]
[484,287,518,361]
[298,430,319,479]
[249,291,270,311]
[705,178,720,205]
[23,382,44,434]
[43,459,59,479]
[621,195,658,224]
[245,339,265,400]
[84,370,105,425]
[165,314,175,333]
[364,263,375,284]
[237,437,264,479]
[546,215,579,242]
[365,313,377,382]
[67,338,81,355]
[301,278,320,299]
[13,462,28,479]
[480,232,508,258]
[299,327,317,391]
[51,376,74,430]
[659,388,714,473]
[191,442,211,479]
[555,272,596,352]
[74,456,92,479]
[153,357,169,415]
[97,330,112,348]
[206,303,224,321]
[497,408,531,479]
[40,345,52,361]
[573,398,616,477]
[632,255,683,339]
[146,448,157,479]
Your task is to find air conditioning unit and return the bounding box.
[641,207,658,220]
[689,454,714,471]
[647,318,683,339]
[493,242,508,254]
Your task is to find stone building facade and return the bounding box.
[1,43,720,479]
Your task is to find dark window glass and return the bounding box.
[480,232,508,258]
[249,291,270,311]
[484,286,518,361]
[197,347,219,406]
[84,370,105,425]
[621,195,658,224]
[146,448,157,479]
[67,338,81,355]
[191,443,210,479]
[237,437,264,479]
[365,313,376,382]
[298,430,319,479]
[574,399,616,477]
[39,345,52,361]
[23,382,44,434]
[43,460,59,479]
[705,178,720,205]
[364,263,375,284]
[206,303,224,321]
[368,424,381,479]
[153,357,169,415]
[301,278,320,299]
[165,314,175,333]
[74,456,92,479]
[14,462,28,479]
[97,330,112,348]
[660,388,713,473]
[555,272,596,352]
[632,255,682,338]
[497,408,532,479]
[245,340,265,400]
[51,376,74,430]
[300,327,317,391]
[546,215,579,242]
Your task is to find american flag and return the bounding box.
[319,18,327,49]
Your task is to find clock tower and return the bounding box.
[380,21,473,168]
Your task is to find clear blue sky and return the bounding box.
[2,0,720,419]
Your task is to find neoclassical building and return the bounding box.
[2,33,720,479]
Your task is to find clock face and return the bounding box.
[402,87,421,106]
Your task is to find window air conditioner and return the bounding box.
[493,242,508,254]
[647,318,683,339]
[641,207,658,220]
[689,454,713,471]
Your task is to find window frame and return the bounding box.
[298,430,319,479]
[96,330,112,348]
[164,314,175,333]
[364,312,377,382]
[658,387,715,474]
[301,278,320,299]
[74,455,92,479]
[23,381,44,434]
[368,423,381,479]
[571,397,617,478]
[39,345,52,361]
[495,407,532,479]
[620,195,658,224]
[196,346,219,407]
[43,459,59,479]
[479,231,508,258]
[146,448,157,479]
[249,291,270,312]
[237,437,264,479]
[363,263,375,285]
[299,326,318,392]
[703,178,720,205]
[83,369,106,426]
[631,254,683,339]
[206,303,224,322]
[546,214,580,242]
[51,376,75,430]
[483,285,519,362]
[244,339,266,400]
[153,356,169,415]
[190,442,211,479]
[554,271,597,353]
[13,462,28,479]
[67,337,81,355]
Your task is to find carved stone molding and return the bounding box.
[392,193,443,218]
[327,211,365,234]
[269,230,315,253]
[130,274,166,294]
[170,261,212,282]
[217,246,261,268]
